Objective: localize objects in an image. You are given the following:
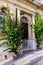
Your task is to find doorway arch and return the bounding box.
[21,16,28,39]
[20,16,29,50]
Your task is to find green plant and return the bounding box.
[34,13,43,49]
[0,7,22,54]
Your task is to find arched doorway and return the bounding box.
[21,16,28,51]
[21,16,28,39]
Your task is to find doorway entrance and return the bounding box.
[21,16,28,49]
[21,16,28,39]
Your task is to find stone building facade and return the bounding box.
[0,0,43,61]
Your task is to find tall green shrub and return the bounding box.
[0,7,22,54]
[34,13,43,49]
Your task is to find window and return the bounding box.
[0,7,7,31]
[0,16,3,29]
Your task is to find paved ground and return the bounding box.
[25,55,43,65]
[0,49,43,65]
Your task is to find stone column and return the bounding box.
[13,5,17,20]
[17,9,20,21]
[32,14,37,50]
[28,16,32,39]
[28,16,32,50]
[13,8,20,22]
[15,8,21,25]
[28,22,31,39]
[9,4,16,19]
[32,14,35,39]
